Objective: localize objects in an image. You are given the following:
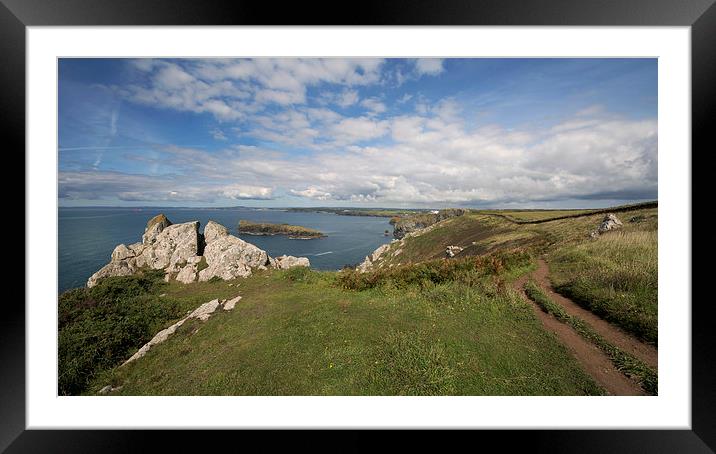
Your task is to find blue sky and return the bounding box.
[58,58,657,208]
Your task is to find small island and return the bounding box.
[238,220,326,239]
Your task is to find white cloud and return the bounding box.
[117,58,386,121]
[397,94,413,104]
[336,89,360,107]
[290,187,332,200]
[68,59,656,207]
[414,59,445,76]
[360,97,387,114]
[329,116,390,144]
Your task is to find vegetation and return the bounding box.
[547,224,657,345]
[524,281,657,395]
[58,269,195,395]
[393,209,467,237]
[475,201,656,224]
[238,220,325,238]
[61,202,657,396]
[338,251,532,291]
[83,254,602,396]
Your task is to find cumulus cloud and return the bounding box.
[59,104,656,206]
[210,128,227,141]
[336,89,360,108]
[116,58,385,121]
[360,97,387,115]
[63,59,656,207]
[414,58,445,76]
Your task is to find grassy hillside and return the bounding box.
[61,202,656,396]
[546,216,658,344]
[85,255,602,396]
[368,206,658,343]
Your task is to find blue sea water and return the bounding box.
[58,207,394,294]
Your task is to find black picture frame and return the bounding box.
[5,0,711,451]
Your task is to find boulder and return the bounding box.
[87,260,136,288]
[187,255,203,264]
[204,220,229,244]
[446,245,464,258]
[198,234,270,281]
[223,295,242,311]
[111,244,134,262]
[142,214,172,245]
[272,255,311,269]
[597,213,623,234]
[176,263,198,284]
[128,242,145,255]
[190,298,221,321]
[135,221,200,270]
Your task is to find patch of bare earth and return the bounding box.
[534,259,657,369]
[513,267,646,396]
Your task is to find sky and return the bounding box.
[58,58,657,208]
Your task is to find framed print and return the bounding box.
[6,0,713,451]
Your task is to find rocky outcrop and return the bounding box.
[597,213,623,233]
[356,243,391,273]
[136,221,200,272]
[198,232,271,281]
[445,245,464,258]
[590,213,624,238]
[223,295,242,311]
[121,296,236,366]
[598,213,623,233]
[393,209,466,239]
[272,255,311,269]
[142,214,172,245]
[87,215,310,287]
[86,260,135,288]
[204,220,229,243]
[176,263,198,284]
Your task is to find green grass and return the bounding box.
[547,223,658,345]
[479,209,595,222]
[369,207,657,347]
[524,281,657,395]
[58,269,196,395]
[64,202,657,396]
[85,261,603,396]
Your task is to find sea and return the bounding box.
[58,207,394,294]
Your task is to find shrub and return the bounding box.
[58,270,182,395]
[337,249,531,291]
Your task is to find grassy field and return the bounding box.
[546,217,658,345]
[61,202,656,396]
[477,209,595,222]
[82,256,602,396]
[367,206,658,345]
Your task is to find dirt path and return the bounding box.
[532,259,658,370]
[513,268,646,396]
